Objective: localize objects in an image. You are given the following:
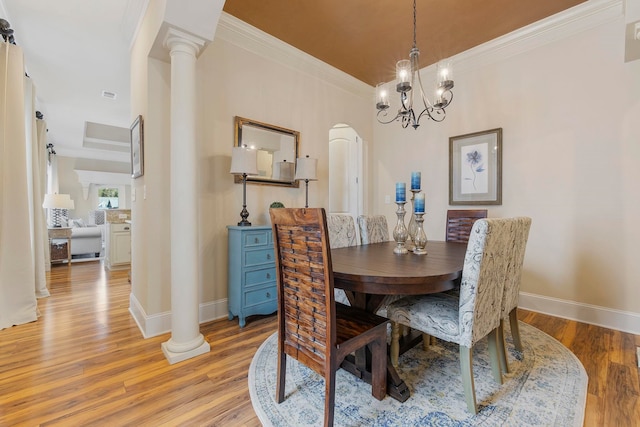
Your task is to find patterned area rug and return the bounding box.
[249,322,587,426]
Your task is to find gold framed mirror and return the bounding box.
[234,116,300,187]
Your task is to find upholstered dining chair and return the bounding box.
[386,218,517,414]
[327,213,358,248]
[446,209,488,243]
[327,214,358,305]
[497,217,532,373]
[269,208,389,427]
[357,215,389,245]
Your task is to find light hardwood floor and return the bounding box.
[1,261,638,426]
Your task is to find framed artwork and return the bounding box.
[449,128,502,205]
[130,115,144,178]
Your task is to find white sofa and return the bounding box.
[53,219,103,257]
[69,226,103,256]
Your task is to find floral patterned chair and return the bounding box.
[326,214,357,305]
[357,215,389,245]
[497,217,532,373]
[386,218,518,414]
[326,214,358,249]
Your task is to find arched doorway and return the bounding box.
[328,124,363,219]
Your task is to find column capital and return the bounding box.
[163,27,206,57]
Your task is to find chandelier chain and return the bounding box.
[412,0,417,49]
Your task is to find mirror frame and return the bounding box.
[234,116,300,188]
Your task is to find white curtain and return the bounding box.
[0,41,38,329]
[25,77,49,296]
[38,119,51,268]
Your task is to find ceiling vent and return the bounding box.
[101,90,117,100]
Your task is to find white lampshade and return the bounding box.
[295,156,318,181]
[230,146,258,175]
[42,193,74,210]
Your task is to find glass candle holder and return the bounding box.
[413,212,427,255]
[407,189,421,250]
[392,201,409,254]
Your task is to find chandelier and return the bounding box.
[375,0,454,129]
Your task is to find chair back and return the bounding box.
[458,217,517,348]
[357,215,389,245]
[326,214,357,248]
[500,217,532,318]
[270,208,335,375]
[446,209,488,243]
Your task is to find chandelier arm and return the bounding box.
[441,90,454,108]
[415,66,434,111]
[418,107,446,123]
[377,109,402,125]
[401,113,412,129]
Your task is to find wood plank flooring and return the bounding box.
[0,261,638,426]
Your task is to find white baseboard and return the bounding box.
[128,291,640,338]
[129,293,230,339]
[519,292,640,335]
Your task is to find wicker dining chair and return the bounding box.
[269,208,389,427]
[445,209,488,243]
[497,217,532,373]
[357,215,389,245]
[387,218,517,414]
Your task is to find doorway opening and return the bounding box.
[328,124,363,219]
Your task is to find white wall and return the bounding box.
[372,7,640,331]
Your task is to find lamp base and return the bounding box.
[237,220,252,227]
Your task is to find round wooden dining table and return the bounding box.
[332,240,467,311]
[330,240,468,402]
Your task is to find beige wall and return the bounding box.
[197,33,373,304]
[129,0,169,320]
[372,13,640,321]
[129,6,372,330]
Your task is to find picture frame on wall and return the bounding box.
[130,115,144,178]
[449,128,502,205]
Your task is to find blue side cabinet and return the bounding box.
[227,225,277,327]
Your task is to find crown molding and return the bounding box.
[215,12,373,101]
[453,0,624,74]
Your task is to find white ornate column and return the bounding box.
[161,28,210,364]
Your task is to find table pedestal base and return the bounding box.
[340,356,411,403]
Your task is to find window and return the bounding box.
[98,188,119,209]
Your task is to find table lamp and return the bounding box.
[42,193,75,227]
[230,146,258,226]
[295,155,318,208]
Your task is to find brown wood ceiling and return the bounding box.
[223,0,586,86]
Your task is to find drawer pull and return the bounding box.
[266,273,271,279]
[124,226,130,231]
[254,237,259,244]
[266,253,271,260]
[266,292,271,298]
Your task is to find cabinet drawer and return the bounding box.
[244,286,276,307]
[110,223,131,233]
[244,267,276,288]
[244,230,270,247]
[244,248,274,267]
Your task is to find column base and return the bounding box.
[161,338,210,365]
